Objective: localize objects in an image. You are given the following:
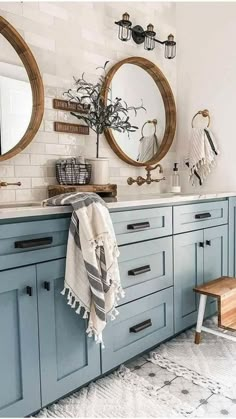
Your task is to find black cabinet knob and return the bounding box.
[199,242,204,248]
[206,240,211,246]
[26,286,33,296]
[44,281,51,291]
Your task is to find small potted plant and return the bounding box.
[64,62,144,184]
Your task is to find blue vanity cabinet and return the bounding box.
[101,287,174,373]
[36,258,101,407]
[174,225,228,333]
[203,225,228,316]
[0,266,41,418]
[174,230,204,333]
[229,197,236,276]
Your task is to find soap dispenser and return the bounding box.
[171,163,181,193]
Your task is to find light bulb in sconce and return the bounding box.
[144,24,156,51]
[117,12,132,42]
[165,34,176,59]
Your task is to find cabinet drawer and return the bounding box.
[173,200,228,234]
[111,207,172,245]
[102,288,173,373]
[0,217,70,270]
[119,237,173,304]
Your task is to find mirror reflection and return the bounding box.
[109,63,166,163]
[0,35,32,155]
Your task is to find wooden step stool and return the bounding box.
[194,276,236,344]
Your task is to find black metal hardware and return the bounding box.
[199,242,204,248]
[206,240,211,246]
[130,319,152,333]
[44,281,51,291]
[15,237,53,249]
[127,222,150,230]
[26,286,32,296]
[195,212,211,220]
[128,265,151,276]
[114,15,176,60]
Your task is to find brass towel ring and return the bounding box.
[191,109,210,128]
[141,119,157,137]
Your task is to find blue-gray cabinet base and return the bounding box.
[0,267,41,417]
[102,287,173,373]
[174,225,228,333]
[0,198,233,417]
[37,259,101,407]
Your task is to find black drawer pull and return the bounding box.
[206,240,211,246]
[195,212,211,220]
[26,286,33,296]
[128,265,151,276]
[15,237,53,249]
[199,242,204,248]
[44,281,51,291]
[129,319,152,333]
[127,222,150,230]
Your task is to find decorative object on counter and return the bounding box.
[115,13,176,59]
[86,157,109,185]
[53,99,89,113]
[56,158,91,185]
[48,183,117,198]
[138,119,159,162]
[127,163,165,186]
[103,57,176,168]
[171,163,181,193]
[54,121,89,135]
[0,16,44,161]
[64,61,143,158]
[186,109,219,186]
[43,192,124,346]
[64,61,144,184]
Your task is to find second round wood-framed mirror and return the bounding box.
[0,16,44,161]
[103,57,176,166]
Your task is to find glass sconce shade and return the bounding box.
[165,34,176,59]
[144,23,156,51]
[118,12,132,41]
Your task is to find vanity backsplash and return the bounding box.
[0,2,176,203]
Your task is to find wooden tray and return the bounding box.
[48,184,117,198]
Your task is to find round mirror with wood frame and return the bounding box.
[0,16,44,161]
[103,57,176,167]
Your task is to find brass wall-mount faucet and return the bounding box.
[0,181,21,188]
[127,163,165,186]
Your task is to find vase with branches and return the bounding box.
[64,61,145,159]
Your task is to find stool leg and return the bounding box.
[195,294,207,344]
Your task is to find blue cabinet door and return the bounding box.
[174,230,204,333]
[229,197,236,276]
[37,259,101,407]
[204,225,228,316]
[0,266,41,417]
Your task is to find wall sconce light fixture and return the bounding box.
[115,13,176,59]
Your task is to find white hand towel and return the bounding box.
[187,128,219,186]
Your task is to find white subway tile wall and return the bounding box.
[0,1,176,202]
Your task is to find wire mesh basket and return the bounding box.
[56,158,92,185]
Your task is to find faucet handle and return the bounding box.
[0,181,21,187]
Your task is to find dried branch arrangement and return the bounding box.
[64,61,145,158]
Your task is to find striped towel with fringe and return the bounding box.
[43,192,124,346]
[186,127,219,186]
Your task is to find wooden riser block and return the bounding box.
[48,184,117,198]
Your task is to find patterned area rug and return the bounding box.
[35,366,196,418]
[150,317,236,399]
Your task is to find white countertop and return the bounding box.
[0,191,235,220]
